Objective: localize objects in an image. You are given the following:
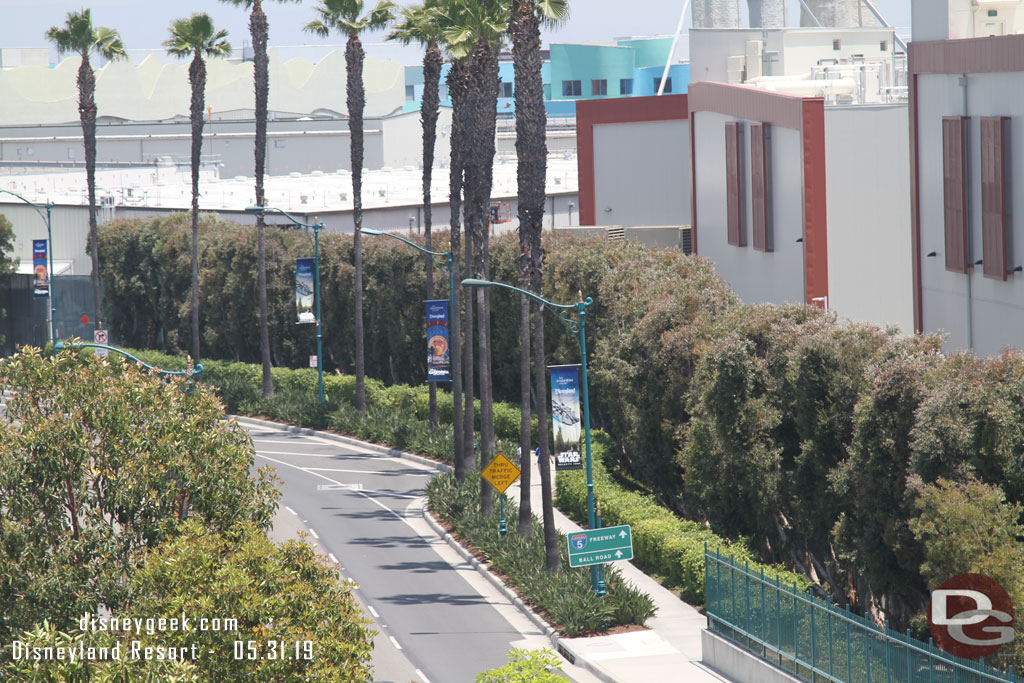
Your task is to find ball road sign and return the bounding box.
[480,453,520,494]
[567,525,634,568]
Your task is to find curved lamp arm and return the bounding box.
[54,341,203,382]
[461,278,593,336]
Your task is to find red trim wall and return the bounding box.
[576,94,689,226]
[688,82,828,307]
[908,33,1024,333]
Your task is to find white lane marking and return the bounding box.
[305,467,432,475]
[389,635,402,651]
[328,553,339,564]
[285,506,297,516]
[308,528,319,539]
[367,605,379,618]
[416,669,431,683]
[251,438,337,446]
[254,453,407,523]
[254,450,371,458]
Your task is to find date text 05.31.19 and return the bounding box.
[233,640,314,661]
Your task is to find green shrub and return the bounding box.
[476,649,564,683]
[427,472,655,637]
[555,432,809,604]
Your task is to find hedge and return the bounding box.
[554,431,810,604]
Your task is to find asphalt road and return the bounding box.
[242,419,578,683]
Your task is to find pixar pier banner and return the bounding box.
[425,300,451,382]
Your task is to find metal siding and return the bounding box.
[942,116,969,274]
[751,122,772,252]
[725,121,745,247]
[981,116,1009,281]
[802,99,829,307]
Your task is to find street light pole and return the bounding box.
[462,277,605,595]
[363,228,455,374]
[245,206,324,405]
[1,189,57,343]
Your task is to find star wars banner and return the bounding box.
[32,240,48,298]
[296,258,315,323]
[425,299,450,382]
[549,364,583,470]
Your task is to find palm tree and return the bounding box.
[389,2,443,429]
[46,10,126,331]
[510,0,567,565]
[306,0,396,414]
[437,0,508,515]
[164,13,231,364]
[219,0,297,399]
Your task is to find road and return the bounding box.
[242,418,594,683]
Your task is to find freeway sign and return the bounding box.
[567,525,633,568]
[480,453,520,494]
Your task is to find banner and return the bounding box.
[425,299,451,382]
[549,365,583,470]
[295,258,315,323]
[32,239,48,298]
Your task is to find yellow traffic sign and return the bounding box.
[481,453,521,494]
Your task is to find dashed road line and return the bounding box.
[416,668,431,683]
[328,553,339,564]
[308,528,319,539]
[367,605,379,619]
[285,506,297,516]
[389,635,402,651]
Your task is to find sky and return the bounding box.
[3,1,912,67]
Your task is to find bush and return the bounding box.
[476,649,564,683]
[555,431,809,605]
[427,472,656,637]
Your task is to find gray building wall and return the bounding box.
[0,111,453,178]
[694,111,805,305]
[916,72,1024,355]
[592,119,690,227]
[824,105,914,333]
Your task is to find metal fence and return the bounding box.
[704,547,1017,683]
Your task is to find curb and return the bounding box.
[231,414,452,473]
[422,505,619,683]
[235,414,618,683]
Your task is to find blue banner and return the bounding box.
[32,239,48,298]
[296,258,315,323]
[549,365,583,470]
[425,299,451,382]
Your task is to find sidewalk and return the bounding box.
[492,476,732,683]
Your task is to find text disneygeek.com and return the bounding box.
[5,612,315,664]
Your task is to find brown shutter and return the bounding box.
[751,122,772,252]
[726,121,745,247]
[981,116,1009,281]
[942,116,969,273]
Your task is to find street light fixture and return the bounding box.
[54,340,204,392]
[245,205,325,405]
[462,277,605,595]
[1,189,56,343]
[362,229,456,420]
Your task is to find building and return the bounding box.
[908,0,1024,354]
[577,25,915,334]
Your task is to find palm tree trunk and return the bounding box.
[517,291,532,534]
[79,55,102,328]
[468,39,499,515]
[422,42,442,429]
[189,50,206,363]
[513,0,556,565]
[447,62,467,480]
[463,213,475,471]
[251,0,273,398]
[348,33,367,413]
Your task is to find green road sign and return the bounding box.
[567,525,633,568]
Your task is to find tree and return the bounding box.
[509,0,567,550]
[218,0,300,399]
[0,214,14,348]
[0,345,279,640]
[164,13,231,364]
[306,0,397,414]
[46,9,127,329]
[390,2,445,429]
[127,521,375,681]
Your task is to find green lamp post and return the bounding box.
[1,189,56,343]
[462,277,605,595]
[245,206,325,405]
[54,340,203,392]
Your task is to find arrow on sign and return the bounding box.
[619,530,627,538]
[615,550,623,558]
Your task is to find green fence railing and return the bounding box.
[705,546,1017,683]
